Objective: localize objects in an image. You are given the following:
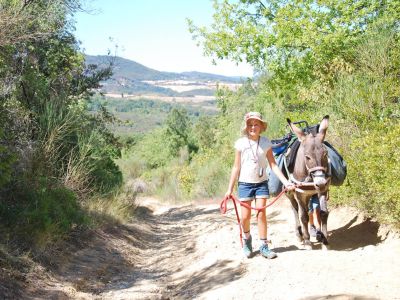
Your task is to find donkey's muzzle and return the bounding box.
[312,170,329,190]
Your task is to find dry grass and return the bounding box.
[84,183,139,225]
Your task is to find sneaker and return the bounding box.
[259,244,277,259]
[309,224,317,237]
[243,235,252,258]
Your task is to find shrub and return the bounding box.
[339,120,400,225]
[178,164,195,197]
[0,177,86,248]
[189,149,231,199]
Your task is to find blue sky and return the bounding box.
[74,0,253,77]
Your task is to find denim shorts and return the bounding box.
[238,181,269,201]
[308,194,320,213]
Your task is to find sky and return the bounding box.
[74,0,254,77]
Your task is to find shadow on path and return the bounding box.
[166,260,246,299]
[24,202,235,298]
[301,294,379,300]
[328,216,383,251]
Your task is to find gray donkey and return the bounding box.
[286,116,330,249]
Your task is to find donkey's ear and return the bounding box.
[317,115,329,141]
[287,118,306,141]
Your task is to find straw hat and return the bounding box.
[241,112,268,135]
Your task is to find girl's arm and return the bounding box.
[225,150,241,197]
[266,148,295,190]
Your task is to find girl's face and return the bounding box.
[246,119,263,139]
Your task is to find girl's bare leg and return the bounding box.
[241,202,252,238]
[256,198,267,239]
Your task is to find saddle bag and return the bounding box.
[324,141,347,186]
[267,133,293,195]
[267,153,286,196]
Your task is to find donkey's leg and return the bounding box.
[319,193,329,248]
[294,193,312,249]
[296,194,312,250]
[298,199,312,250]
[288,194,302,242]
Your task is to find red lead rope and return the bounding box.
[219,188,289,248]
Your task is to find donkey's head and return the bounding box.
[287,116,330,192]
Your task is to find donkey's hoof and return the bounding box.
[316,231,323,242]
[322,243,330,251]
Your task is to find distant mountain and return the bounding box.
[85,55,244,96]
[85,55,178,81]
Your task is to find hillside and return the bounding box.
[85,55,244,96]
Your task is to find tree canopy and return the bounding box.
[189,0,400,86]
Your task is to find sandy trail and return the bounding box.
[4,196,400,300]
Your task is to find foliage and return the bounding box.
[88,96,217,134]
[339,121,400,224]
[190,148,231,198]
[0,0,126,247]
[0,128,16,188]
[327,27,400,129]
[323,26,400,225]
[133,127,172,169]
[0,177,86,248]
[0,0,69,47]
[188,0,400,113]
[192,115,218,150]
[165,108,198,157]
[177,164,195,197]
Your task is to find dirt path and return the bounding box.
[5,196,400,300]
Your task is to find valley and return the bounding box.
[86,55,247,133]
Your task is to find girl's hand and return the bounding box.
[285,182,296,191]
[225,190,232,199]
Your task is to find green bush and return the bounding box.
[337,120,400,225]
[0,132,15,188]
[117,152,147,183]
[0,177,86,247]
[188,149,231,198]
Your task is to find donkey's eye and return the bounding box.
[305,155,312,161]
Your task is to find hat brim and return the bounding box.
[241,118,268,135]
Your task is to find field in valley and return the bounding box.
[99,79,238,134]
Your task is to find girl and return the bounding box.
[225,112,295,259]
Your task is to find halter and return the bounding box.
[285,145,332,187]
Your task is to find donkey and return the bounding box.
[286,116,331,249]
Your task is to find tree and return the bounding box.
[188,0,400,90]
[165,108,198,158]
[193,116,217,150]
[165,108,191,157]
[0,0,121,195]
